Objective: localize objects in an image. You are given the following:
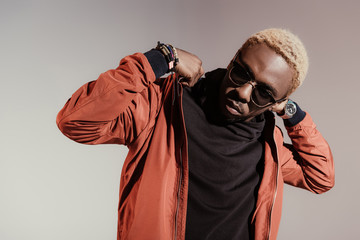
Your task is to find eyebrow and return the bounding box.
[237,53,279,97]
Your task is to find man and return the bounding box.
[56,28,334,240]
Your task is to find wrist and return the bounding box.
[277,99,296,119]
[144,49,169,79]
[156,42,179,72]
[283,101,306,127]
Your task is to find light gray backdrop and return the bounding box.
[1,0,359,239]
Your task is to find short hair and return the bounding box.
[239,28,309,94]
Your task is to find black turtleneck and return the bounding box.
[183,70,265,240]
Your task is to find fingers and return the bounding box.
[182,65,204,87]
[190,66,205,86]
[270,98,288,114]
[174,48,204,87]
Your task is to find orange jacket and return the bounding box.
[56,53,335,240]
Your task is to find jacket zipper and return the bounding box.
[174,76,184,240]
[267,134,280,240]
[174,148,183,240]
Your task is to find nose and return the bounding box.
[235,82,254,103]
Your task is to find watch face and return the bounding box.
[285,102,296,115]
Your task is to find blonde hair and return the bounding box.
[240,28,309,94]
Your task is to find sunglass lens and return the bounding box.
[252,88,272,106]
[231,65,251,84]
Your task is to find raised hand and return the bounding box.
[175,48,204,87]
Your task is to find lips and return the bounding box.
[225,99,243,116]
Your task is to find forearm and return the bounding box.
[56,43,204,144]
[281,112,335,193]
[56,53,157,145]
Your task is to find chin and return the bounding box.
[229,115,254,123]
[222,111,246,123]
[224,108,261,123]
[219,105,242,122]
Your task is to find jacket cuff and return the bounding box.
[284,102,306,127]
[144,49,169,79]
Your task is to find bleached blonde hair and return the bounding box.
[239,28,309,94]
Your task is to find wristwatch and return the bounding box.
[284,99,297,118]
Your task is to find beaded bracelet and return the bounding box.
[156,42,179,71]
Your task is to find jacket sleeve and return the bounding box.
[278,113,335,194]
[56,53,160,145]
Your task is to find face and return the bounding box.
[218,43,294,122]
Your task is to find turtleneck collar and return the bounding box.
[189,68,265,141]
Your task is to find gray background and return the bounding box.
[1,0,359,239]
